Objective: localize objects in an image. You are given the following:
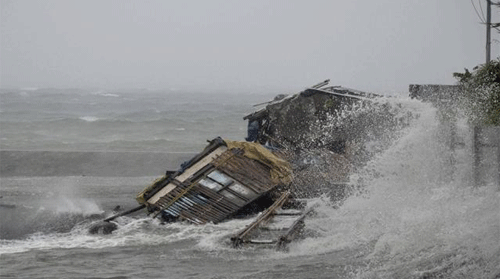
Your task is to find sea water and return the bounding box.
[0,88,273,152]
[0,88,499,278]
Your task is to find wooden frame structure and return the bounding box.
[137,138,291,224]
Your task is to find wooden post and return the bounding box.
[103,204,145,222]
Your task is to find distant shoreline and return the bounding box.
[0,150,196,177]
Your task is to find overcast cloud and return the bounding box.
[1,0,499,94]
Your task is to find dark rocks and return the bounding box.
[88,221,118,235]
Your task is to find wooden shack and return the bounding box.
[136,137,293,224]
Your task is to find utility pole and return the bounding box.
[474,0,493,188]
[486,0,492,63]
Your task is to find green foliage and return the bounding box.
[454,59,500,126]
[452,68,472,83]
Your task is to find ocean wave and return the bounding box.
[0,115,230,131]
[79,116,99,122]
[90,90,120,98]
[284,102,500,277]
[19,87,39,91]
[0,215,253,255]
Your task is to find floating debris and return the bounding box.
[231,191,313,250]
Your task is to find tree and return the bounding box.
[453,59,500,125]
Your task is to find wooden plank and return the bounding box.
[147,146,226,204]
[231,191,290,248]
[175,146,227,181]
[274,209,303,216]
[146,183,176,204]
[248,239,276,244]
[276,208,313,250]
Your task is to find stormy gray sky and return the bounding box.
[1,0,499,94]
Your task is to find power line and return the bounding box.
[472,1,499,33]
[479,0,487,22]
[492,1,500,32]
[472,0,486,23]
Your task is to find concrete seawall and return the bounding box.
[0,150,196,177]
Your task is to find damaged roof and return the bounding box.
[244,80,380,121]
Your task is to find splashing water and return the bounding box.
[0,176,105,240]
[1,97,498,278]
[289,99,500,278]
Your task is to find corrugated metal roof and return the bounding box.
[146,144,288,224]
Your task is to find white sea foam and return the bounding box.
[50,197,103,215]
[18,91,29,97]
[101,93,120,97]
[79,116,99,122]
[0,216,253,255]
[90,89,119,97]
[19,87,38,91]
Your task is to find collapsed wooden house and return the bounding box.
[136,137,294,225]
[132,137,315,249]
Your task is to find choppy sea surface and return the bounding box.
[0,88,275,152]
[1,88,499,278]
